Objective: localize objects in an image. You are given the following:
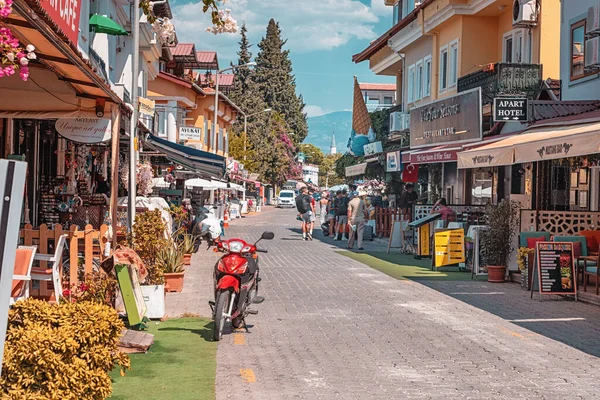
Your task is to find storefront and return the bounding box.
[405,88,483,204]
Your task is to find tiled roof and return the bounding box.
[530,108,600,127]
[172,43,195,56]
[198,74,235,86]
[359,83,396,91]
[531,100,600,122]
[196,51,217,64]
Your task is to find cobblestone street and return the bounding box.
[168,208,600,399]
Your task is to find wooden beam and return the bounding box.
[4,17,31,28]
[36,52,73,65]
[58,77,98,87]
[76,92,115,103]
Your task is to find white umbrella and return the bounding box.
[152,177,171,188]
[185,178,221,190]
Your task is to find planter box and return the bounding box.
[141,285,165,319]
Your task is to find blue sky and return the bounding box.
[171,0,395,117]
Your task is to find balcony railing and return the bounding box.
[457,62,543,104]
[89,48,110,84]
[366,103,393,112]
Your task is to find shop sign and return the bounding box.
[55,118,111,143]
[410,87,482,149]
[493,98,528,122]
[364,141,383,156]
[412,150,458,164]
[138,97,155,117]
[534,242,576,296]
[179,126,201,141]
[39,0,81,46]
[345,162,367,177]
[386,151,400,172]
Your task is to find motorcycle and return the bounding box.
[192,205,223,250]
[209,231,275,341]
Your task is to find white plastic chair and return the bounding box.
[30,234,67,304]
[11,246,37,305]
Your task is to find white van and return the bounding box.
[277,190,296,208]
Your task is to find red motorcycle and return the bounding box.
[209,231,274,341]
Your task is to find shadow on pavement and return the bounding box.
[345,248,600,359]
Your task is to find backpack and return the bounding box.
[295,194,310,214]
[337,197,349,216]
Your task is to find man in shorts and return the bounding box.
[295,187,315,241]
[334,190,349,241]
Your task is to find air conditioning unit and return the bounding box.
[585,36,600,70]
[512,0,537,26]
[587,4,600,36]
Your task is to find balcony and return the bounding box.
[89,48,110,84]
[366,103,393,112]
[457,63,543,104]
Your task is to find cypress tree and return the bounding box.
[254,19,308,144]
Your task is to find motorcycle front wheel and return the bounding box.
[213,290,230,341]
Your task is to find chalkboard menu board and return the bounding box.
[536,242,576,295]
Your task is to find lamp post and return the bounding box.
[213,62,256,156]
[241,108,272,201]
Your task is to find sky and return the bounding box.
[170,0,395,118]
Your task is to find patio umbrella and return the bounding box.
[90,14,128,36]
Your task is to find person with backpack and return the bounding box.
[295,187,315,241]
[334,189,350,241]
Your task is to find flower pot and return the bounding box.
[487,265,506,283]
[183,253,192,265]
[164,272,185,292]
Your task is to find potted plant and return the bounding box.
[156,240,186,292]
[181,234,196,266]
[481,199,520,283]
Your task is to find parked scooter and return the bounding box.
[209,231,275,341]
[192,206,222,250]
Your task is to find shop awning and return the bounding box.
[144,134,226,178]
[90,14,128,36]
[458,121,600,169]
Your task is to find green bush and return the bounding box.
[1,299,130,400]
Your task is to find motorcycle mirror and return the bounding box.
[261,231,275,240]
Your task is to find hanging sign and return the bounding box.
[39,0,81,46]
[386,151,400,172]
[138,97,155,117]
[534,242,576,296]
[179,126,201,141]
[345,162,367,177]
[364,141,383,156]
[55,118,112,143]
[493,98,528,122]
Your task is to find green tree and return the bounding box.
[299,143,324,166]
[320,154,343,187]
[228,132,258,172]
[230,23,253,105]
[254,19,308,144]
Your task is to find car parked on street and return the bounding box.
[276,190,296,208]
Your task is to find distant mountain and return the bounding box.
[303,111,351,154]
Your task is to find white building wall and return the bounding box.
[303,165,319,186]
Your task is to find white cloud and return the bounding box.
[304,105,327,118]
[370,0,390,17]
[172,0,381,58]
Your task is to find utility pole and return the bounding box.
[128,0,140,233]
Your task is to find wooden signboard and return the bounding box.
[434,229,465,267]
[531,242,577,300]
[115,264,147,326]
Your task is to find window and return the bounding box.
[157,111,166,137]
[503,29,528,63]
[219,128,224,152]
[383,96,393,105]
[571,20,586,80]
[515,32,523,63]
[416,60,423,100]
[225,130,229,153]
[393,2,400,24]
[449,40,458,87]
[439,46,448,91]
[407,64,415,103]
[423,55,432,97]
[402,0,415,19]
[204,119,209,145]
[503,35,513,62]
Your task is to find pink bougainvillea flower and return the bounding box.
[19,66,28,81]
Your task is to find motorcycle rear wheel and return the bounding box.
[213,291,230,341]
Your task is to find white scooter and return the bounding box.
[192,205,222,249]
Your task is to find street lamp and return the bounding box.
[213,62,256,156]
[241,108,272,200]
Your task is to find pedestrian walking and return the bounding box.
[334,189,349,241]
[295,187,314,241]
[347,190,368,250]
[319,191,329,225]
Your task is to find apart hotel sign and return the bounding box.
[410,88,482,149]
[493,98,528,122]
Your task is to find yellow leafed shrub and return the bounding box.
[1,299,130,400]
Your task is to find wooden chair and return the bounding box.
[582,251,600,295]
[11,246,37,305]
[30,235,67,304]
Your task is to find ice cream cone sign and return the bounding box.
[348,76,372,156]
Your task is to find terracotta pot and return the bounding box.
[164,272,185,292]
[487,265,506,283]
[183,254,192,265]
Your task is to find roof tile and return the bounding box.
[172,43,195,56]
[359,83,396,91]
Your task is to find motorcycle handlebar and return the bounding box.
[256,249,268,253]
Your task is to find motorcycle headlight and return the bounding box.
[228,241,244,253]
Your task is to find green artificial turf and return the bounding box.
[110,318,216,400]
[338,251,472,281]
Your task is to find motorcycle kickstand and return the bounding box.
[242,318,250,333]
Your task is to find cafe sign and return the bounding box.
[410,87,482,149]
[39,0,82,46]
[493,97,528,122]
[179,126,201,141]
[345,162,367,177]
[364,141,383,156]
[138,97,155,117]
[55,118,112,143]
